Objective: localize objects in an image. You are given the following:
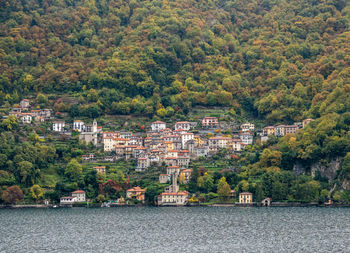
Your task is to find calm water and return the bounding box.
[0,207,350,252]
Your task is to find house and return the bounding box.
[136,157,150,172]
[103,137,116,152]
[201,116,219,128]
[239,192,253,204]
[60,196,77,205]
[181,133,194,149]
[120,132,132,139]
[20,113,33,124]
[158,191,189,206]
[284,125,298,135]
[20,99,30,109]
[274,125,286,137]
[194,146,209,157]
[177,157,190,168]
[126,187,146,203]
[93,166,106,174]
[73,120,85,132]
[303,119,314,128]
[174,121,191,131]
[231,139,243,151]
[240,133,253,145]
[71,190,86,202]
[208,136,231,152]
[167,165,180,175]
[159,174,169,184]
[241,123,255,132]
[151,121,166,132]
[39,109,52,119]
[52,121,65,132]
[262,126,275,136]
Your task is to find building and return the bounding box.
[126,187,146,203]
[20,99,30,109]
[20,113,33,124]
[241,123,255,132]
[208,136,231,152]
[73,120,85,132]
[103,137,116,152]
[93,166,106,174]
[181,133,194,149]
[158,191,189,206]
[151,121,166,132]
[262,126,275,136]
[136,157,150,172]
[302,119,314,128]
[274,125,286,137]
[240,133,253,145]
[174,121,191,131]
[71,190,86,202]
[239,192,253,204]
[52,121,65,132]
[60,196,77,205]
[79,119,99,145]
[231,139,243,151]
[201,117,219,128]
[262,198,271,206]
[284,125,298,135]
[159,174,169,184]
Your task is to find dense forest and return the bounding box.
[0,0,349,204]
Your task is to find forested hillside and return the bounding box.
[0,0,349,120]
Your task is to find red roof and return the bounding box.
[127,186,146,193]
[72,190,85,194]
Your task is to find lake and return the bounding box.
[0,207,349,252]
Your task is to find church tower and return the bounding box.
[92,119,97,133]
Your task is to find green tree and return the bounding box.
[30,184,44,202]
[217,177,231,200]
[65,159,83,182]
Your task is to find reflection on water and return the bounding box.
[0,207,350,252]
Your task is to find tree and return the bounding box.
[217,177,231,200]
[1,115,18,131]
[30,184,44,202]
[1,185,23,205]
[65,159,82,182]
[203,175,214,193]
[179,172,186,184]
[145,183,163,205]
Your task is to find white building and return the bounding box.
[181,133,194,149]
[136,157,150,172]
[174,121,191,131]
[52,121,65,132]
[73,120,85,132]
[241,123,255,132]
[20,113,33,124]
[158,191,189,206]
[60,196,77,205]
[231,139,243,151]
[240,133,253,145]
[151,121,166,132]
[71,190,86,202]
[103,137,115,152]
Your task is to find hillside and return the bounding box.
[0,0,349,120]
[0,0,349,205]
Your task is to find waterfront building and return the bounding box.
[71,190,86,202]
[239,192,253,204]
[126,187,146,203]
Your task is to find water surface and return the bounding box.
[0,207,349,252]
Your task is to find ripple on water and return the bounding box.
[0,207,350,253]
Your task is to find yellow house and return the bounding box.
[262,126,275,136]
[239,192,253,203]
[163,141,175,151]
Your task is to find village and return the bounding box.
[5,98,314,207]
